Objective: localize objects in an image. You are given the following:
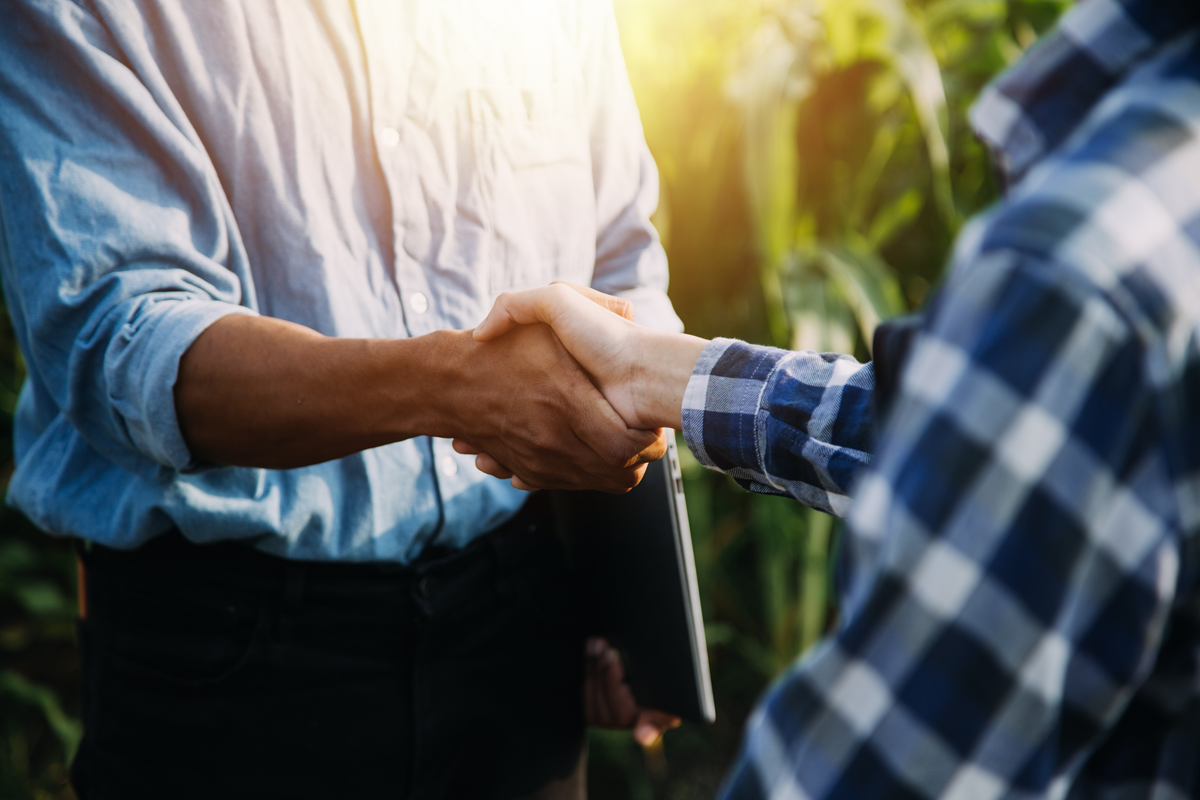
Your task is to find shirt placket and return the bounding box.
[355,0,436,340]
[354,0,474,519]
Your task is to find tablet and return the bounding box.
[551,438,716,724]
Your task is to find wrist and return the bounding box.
[630,330,709,430]
[397,328,476,439]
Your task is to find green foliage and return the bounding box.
[0,518,80,800]
[1,670,82,763]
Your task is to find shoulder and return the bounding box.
[958,35,1200,353]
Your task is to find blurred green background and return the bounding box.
[0,1,1067,798]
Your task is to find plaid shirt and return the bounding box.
[681,2,1200,798]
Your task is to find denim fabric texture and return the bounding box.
[0,0,680,563]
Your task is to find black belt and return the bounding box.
[82,493,560,616]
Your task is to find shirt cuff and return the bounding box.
[105,298,258,473]
[680,337,788,476]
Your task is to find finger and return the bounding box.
[563,367,658,473]
[598,643,625,726]
[549,427,651,493]
[506,401,645,493]
[584,637,613,726]
[474,283,629,343]
[634,710,682,747]
[548,281,635,321]
[583,638,602,724]
[570,397,667,491]
[510,475,540,492]
[474,453,514,480]
[473,285,572,342]
[452,438,481,455]
[603,643,645,728]
[585,639,624,727]
[632,429,670,466]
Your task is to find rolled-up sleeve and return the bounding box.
[0,1,257,475]
[681,338,876,517]
[575,0,682,333]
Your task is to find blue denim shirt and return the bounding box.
[0,0,680,563]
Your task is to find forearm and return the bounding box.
[628,329,710,430]
[175,315,467,469]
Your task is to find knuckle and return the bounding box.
[604,445,629,468]
[603,467,641,494]
[623,466,645,491]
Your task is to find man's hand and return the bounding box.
[469,283,709,433]
[584,637,681,746]
[473,284,645,426]
[435,323,666,492]
[175,312,664,490]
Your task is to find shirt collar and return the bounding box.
[970,0,1200,188]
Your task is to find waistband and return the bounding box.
[82,494,560,616]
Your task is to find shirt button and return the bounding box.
[439,455,459,477]
[379,126,400,148]
[409,292,428,314]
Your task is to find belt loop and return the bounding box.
[284,562,306,614]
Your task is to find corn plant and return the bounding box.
[709,0,1071,683]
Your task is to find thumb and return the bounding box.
[549,281,635,321]
[634,710,682,746]
[472,287,564,342]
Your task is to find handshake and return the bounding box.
[453,283,709,744]
[450,283,709,494]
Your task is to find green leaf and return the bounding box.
[729,13,820,345]
[859,0,959,228]
[786,267,857,354]
[848,119,902,232]
[866,186,924,248]
[0,669,82,759]
[703,622,736,647]
[752,498,804,667]
[817,244,907,349]
[13,581,72,617]
[729,632,784,680]
[0,539,36,572]
[923,0,1007,31]
[799,507,833,653]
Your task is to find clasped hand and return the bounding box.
[442,302,666,493]
[453,282,708,488]
[457,283,709,744]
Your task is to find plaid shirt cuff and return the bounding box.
[681,338,874,516]
[681,338,780,486]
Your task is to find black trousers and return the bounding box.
[72,498,587,800]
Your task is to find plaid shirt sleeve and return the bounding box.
[683,2,1200,788]
[680,342,875,518]
[702,242,1180,799]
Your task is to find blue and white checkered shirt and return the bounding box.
[682,2,1200,797]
